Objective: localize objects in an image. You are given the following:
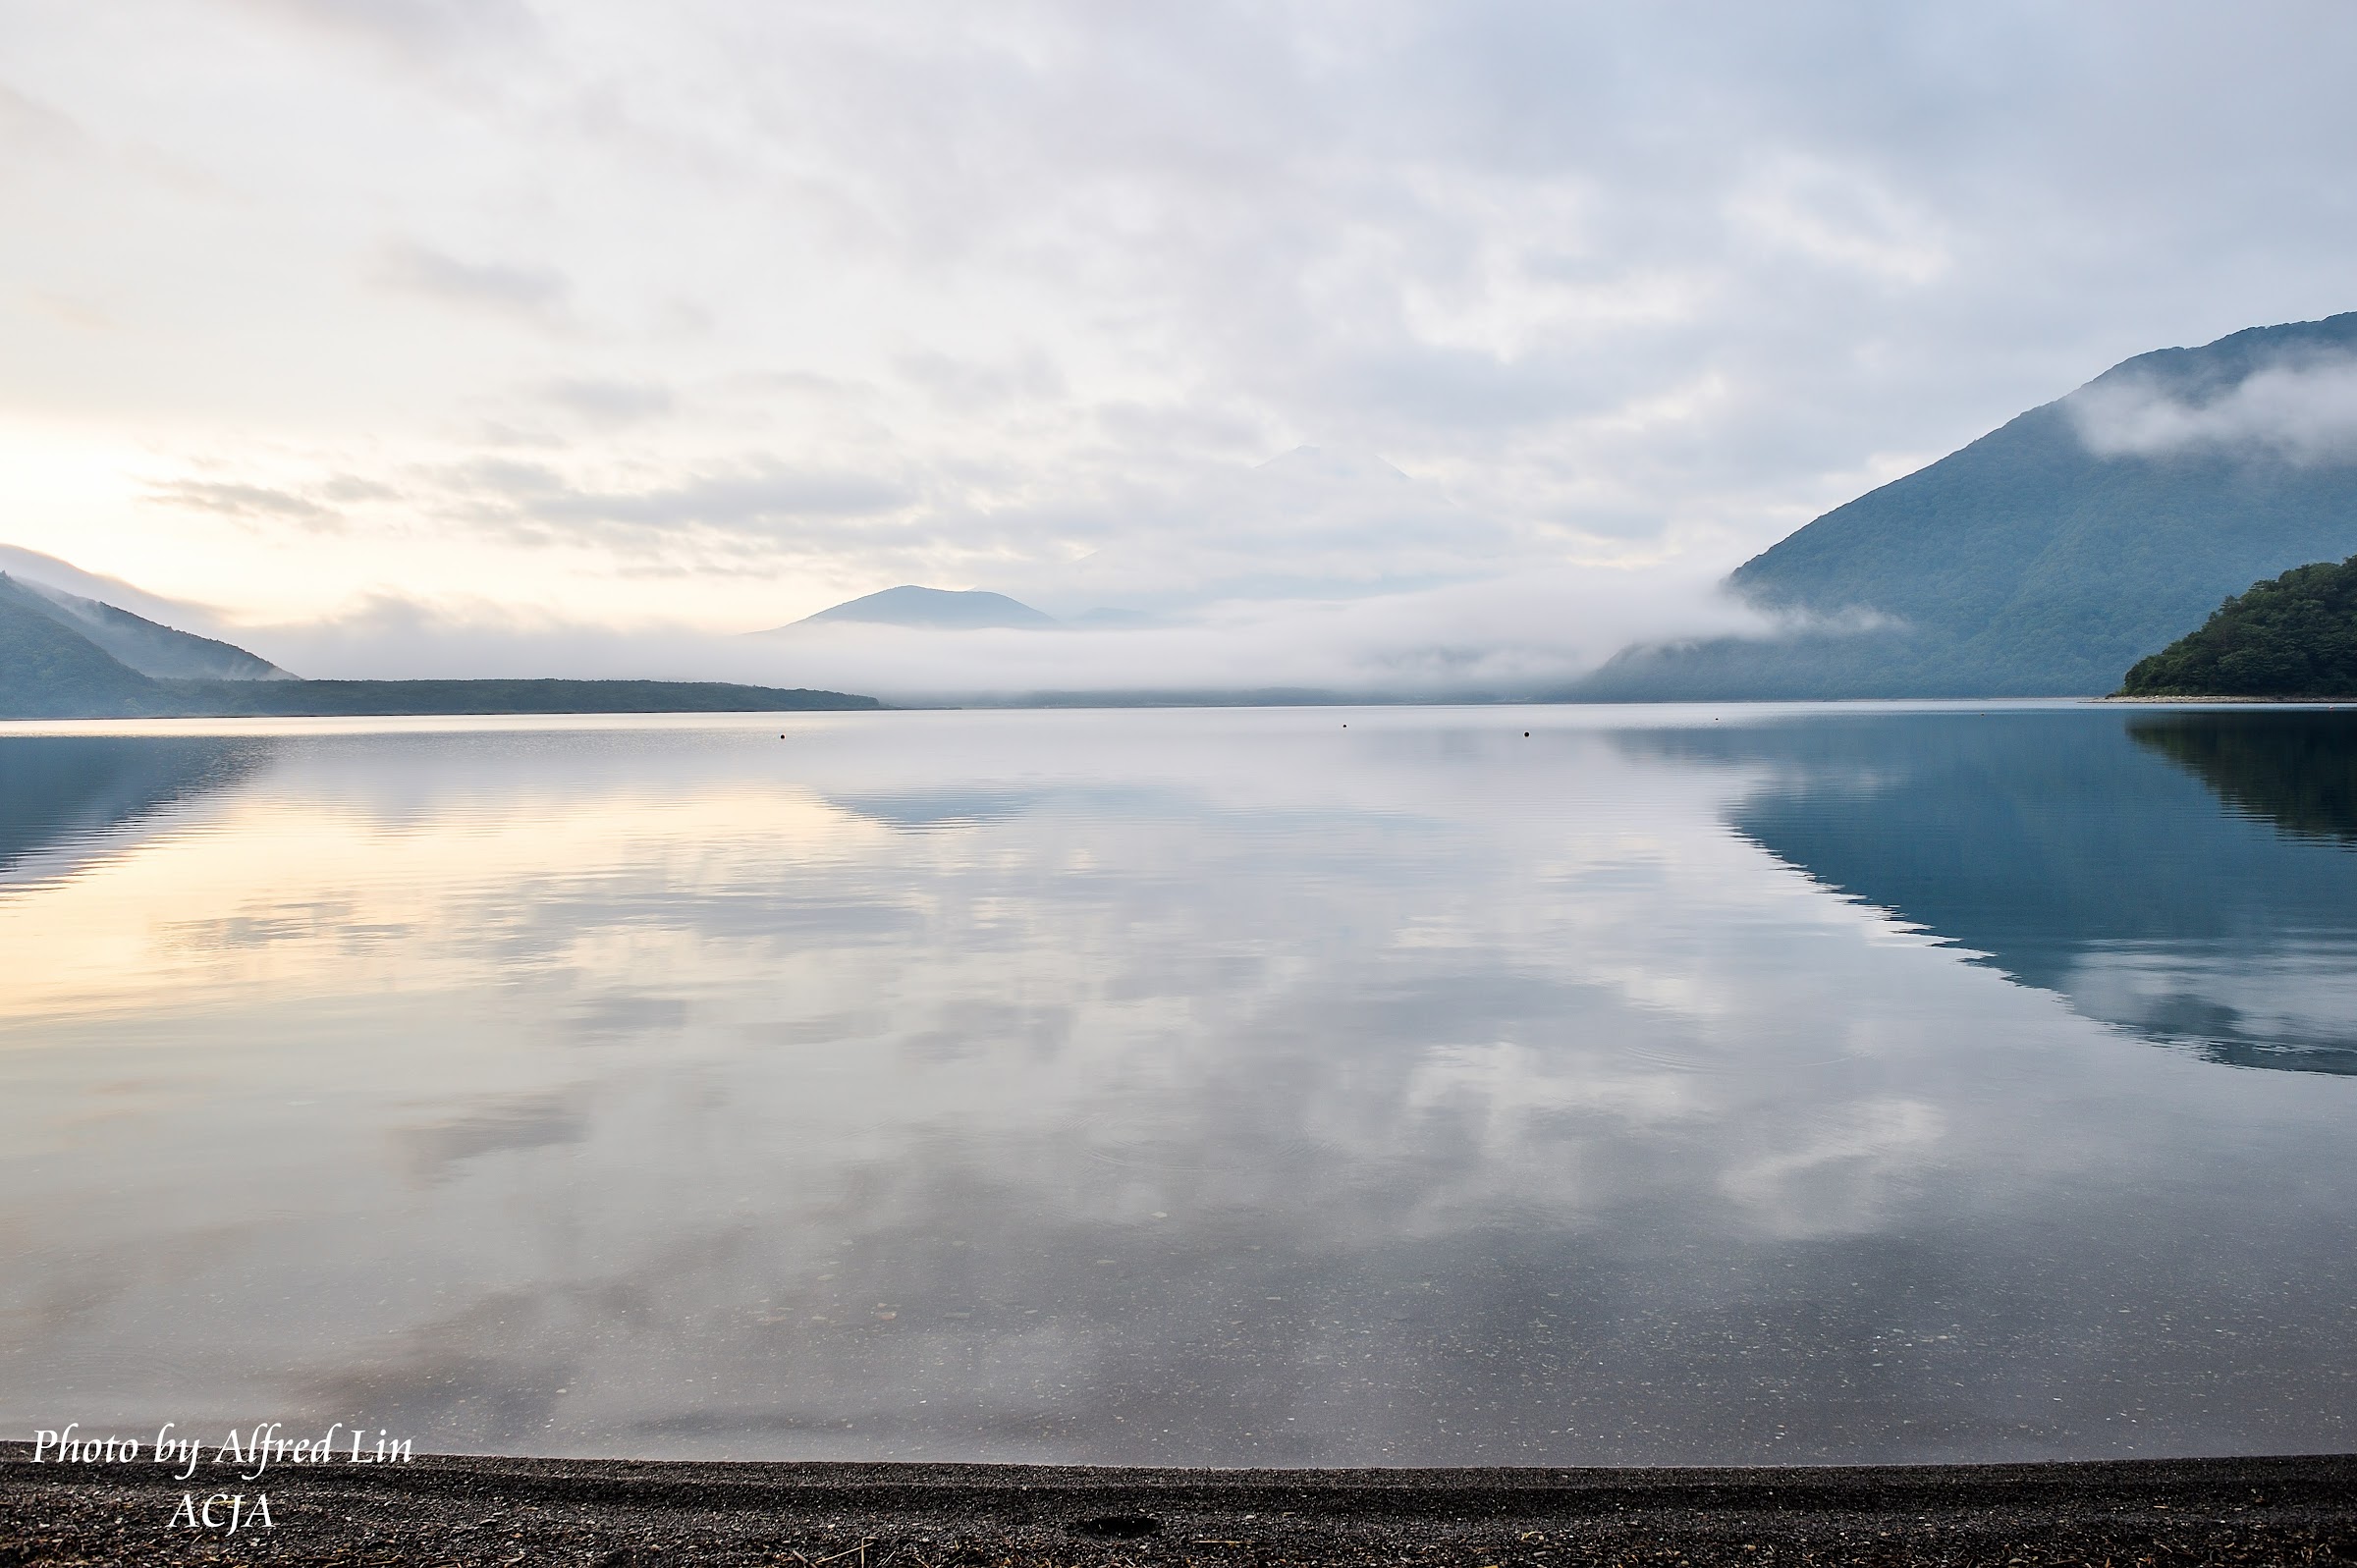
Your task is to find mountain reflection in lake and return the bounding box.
[0,733,260,886]
[3,706,2355,1467]
[1631,707,2357,1074]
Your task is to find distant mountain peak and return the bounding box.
[0,573,159,716]
[7,574,292,681]
[772,585,1060,632]
[0,543,226,630]
[0,569,292,685]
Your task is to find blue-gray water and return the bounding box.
[3,703,2354,1465]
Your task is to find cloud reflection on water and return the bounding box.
[2,707,2355,1467]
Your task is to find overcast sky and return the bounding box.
[5,2,2357,686]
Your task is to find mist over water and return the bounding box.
[227,554,1768,704]
[3,704,2355,1465]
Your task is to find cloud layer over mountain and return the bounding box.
[2072,353,2357,466]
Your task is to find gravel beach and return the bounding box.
[4,1445,2352,1566]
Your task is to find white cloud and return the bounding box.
[1726,156,1950,288]
[379,242,571,322]
[542,377,675,424]
[2070,353,2357,464]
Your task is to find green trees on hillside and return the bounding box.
[2119,555,2357,697]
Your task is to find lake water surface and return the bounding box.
[4,702,2355,1465]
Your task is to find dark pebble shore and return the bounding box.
[4,1444,2352,1566]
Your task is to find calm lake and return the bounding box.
[4,702,2354,1466]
